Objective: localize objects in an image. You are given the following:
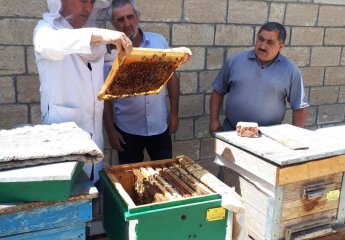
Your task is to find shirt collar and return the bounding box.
[140,29,150,47]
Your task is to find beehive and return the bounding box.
[214,124,345,240]
[98,47,191,100]
[100,156,232,240]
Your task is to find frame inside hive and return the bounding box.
[98,47,191,100]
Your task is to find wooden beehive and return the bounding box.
[214,124,345,240]
[101,156,232,240]
[98,47,191,100]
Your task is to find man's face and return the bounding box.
[111,4,139,39]
[61,0,95,28]
[255,29,284,65]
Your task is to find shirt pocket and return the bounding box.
[48,104,81,126]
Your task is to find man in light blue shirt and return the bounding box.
[103,0,179,164]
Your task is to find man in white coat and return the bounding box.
[33,0,133,183]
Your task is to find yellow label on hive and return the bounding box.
[206,207,226,222]
[327,190,340,201]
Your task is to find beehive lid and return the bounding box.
[0,122,104,170]
[0,162,84,202]
[98,47,191,100]
[215,124,345,166]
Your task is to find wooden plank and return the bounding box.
[336,173,345,225]
[259,126,309,150]
[104,159,176,174]
[0,161,79,182]
[282,200,338,220]
[1,223,86,240]
[215,139,278,185]
[244,202,266,240]
[266,186,283,240]
[0,200,91,237]
[0,172,98,215]
[282,173,342,203]
[277,155,345,185]
[280,210,337,239]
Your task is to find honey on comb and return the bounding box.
[98,47,191,100]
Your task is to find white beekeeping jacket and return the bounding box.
[33,0,110,182]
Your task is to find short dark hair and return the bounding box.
[111,0,140,17]
[258,22,286,44]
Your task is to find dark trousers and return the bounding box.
[116,126,172,165]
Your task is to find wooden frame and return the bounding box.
[98,47,191,100]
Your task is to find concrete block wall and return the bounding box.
[1,0,345,170]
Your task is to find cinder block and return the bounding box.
[311,47,341,66]
[175,118,194,141]
[206,48,224,70]
[325,67,345,85]
[309,86,339,105]
[178,47,205,71]
[282,47,310,67]
[0,18,37,45]
[300,67,325,87]
[184,0,226,23]
[29,104,41,125]
[179,95,204,117]
[137,0,182,21]
[172,140,200,160]
[215,25,253,46]
[325,28,345,45]
[0,105,28,129]
[318,104,345,124]
[286,4,318,26]
[291,27,324,46]
[269,3,285,23]
[17,75,40,103]
[0,46,25,75]
[319,6,345,26]
[172,24,214,46]
[0,0,45,17]
[179,72,198,94]
[199,71,218,94]
[0,77,15,104]
[195,116,210,139]
[228,1,268,24]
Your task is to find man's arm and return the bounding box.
[292,108,307,128]
[103,100,125,151]
[33,25,132,60]
[91,28,132,55]
[167,73,180,134]
[209,90,224,133]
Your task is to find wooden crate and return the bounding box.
[0,161,83,202]
[214,124,345,240]
[0,173,98,240]
[101,157,232,240]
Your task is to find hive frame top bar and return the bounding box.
[98,47,191,100]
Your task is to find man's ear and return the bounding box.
[279,43,285,51]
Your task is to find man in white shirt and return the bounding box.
[33,0,132,183]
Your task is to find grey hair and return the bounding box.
[258,22,287,44]
[108,0,140,19]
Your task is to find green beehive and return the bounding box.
[0,161,84,202]
[101,158,232,240]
